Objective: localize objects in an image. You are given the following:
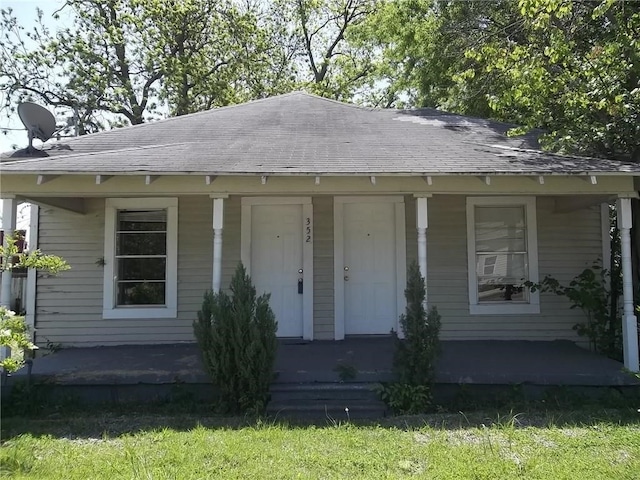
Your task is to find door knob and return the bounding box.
[344,275,349,281]
[298,268,303,274]
[344,266,349,271]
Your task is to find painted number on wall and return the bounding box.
[305,217,312,243]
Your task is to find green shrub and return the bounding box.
[374,382,432,415]
[0,307,37,374]
[394,262,442,386]
[193,263,278,414]
[526,262,622,360]
[379,262,441,414]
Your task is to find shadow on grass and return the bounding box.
[2,382,639,441]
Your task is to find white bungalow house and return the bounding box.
[1,92,638,372]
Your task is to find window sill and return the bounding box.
[102,307,177,320]
[469,303,540,315]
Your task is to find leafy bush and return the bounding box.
[379,262,442,414]
[0,233,69,274]
[374,383,432,415]
[193,263,278,414]
[0,307,38,374]
[526,262,622,360]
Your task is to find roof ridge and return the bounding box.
[291,90,383,112]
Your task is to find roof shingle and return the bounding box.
[2,92,638,175]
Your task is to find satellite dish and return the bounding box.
[17,102,57,151]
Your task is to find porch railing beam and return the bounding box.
[211,196,225,292]
[415,195,430,305]
[0,197,17,308]
[618,197,639,372]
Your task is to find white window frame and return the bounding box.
[103,198,178,319]
[466,196,539,315]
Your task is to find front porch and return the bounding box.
[6,339,638,399]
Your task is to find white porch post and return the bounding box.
[617,197,639,372]
[1,198,17,308]
[416,195,430,304]
[211,196,225,292]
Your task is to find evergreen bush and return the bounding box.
[193,263,278,414]
[394,262,442,386]
[379,261,441,414]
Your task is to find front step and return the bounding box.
[267,383,387,420]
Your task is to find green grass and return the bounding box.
[1,410,639,479]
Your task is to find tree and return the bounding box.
[1,1,161,133]
[365,0,523,111]
[0,0,295,131]
[280,0,381,101]
[0,233,69,374]
[460,0,640,160]
[148,0,296,116]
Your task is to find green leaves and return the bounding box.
[0,234,69,274]
[526,261,622,360]
[0,307,38,373]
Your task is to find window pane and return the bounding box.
[117,281,165,305]
[118,210,167,232]
[117,232,166,255]
[477,254,527,302]
[118,258,166,281]
[478,283,525,302]
[475,206,526,252]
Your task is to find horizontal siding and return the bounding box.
[36,197,216,347]
[177,196,212,323]
[34,193,604,347]
[35,199,105,346]
[313,196,334,340]
[421,195,602,342]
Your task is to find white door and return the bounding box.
[342,201,398,335]
[251,204,304,337]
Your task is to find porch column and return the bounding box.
[211,196,225,292]
[415,195,430,304]
[617,197,639,372]
[1,198,17,308]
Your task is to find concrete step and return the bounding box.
[266,382,387,420]
[270,383,379,401]
[267,403,386,420]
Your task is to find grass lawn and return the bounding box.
[1,409,639,479]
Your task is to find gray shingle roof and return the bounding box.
[2,92,638,175]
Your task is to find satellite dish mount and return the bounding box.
[17,102,57,153]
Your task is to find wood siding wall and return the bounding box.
[35,194,602,346]
[312,196,334,339]
[421,195,600,342]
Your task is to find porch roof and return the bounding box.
[2,92,639,177]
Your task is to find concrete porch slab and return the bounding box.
[6,339,638,388]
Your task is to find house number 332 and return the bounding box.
[305,217,312,243]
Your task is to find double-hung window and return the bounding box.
[466,197,539,314]
[103,198,178,319]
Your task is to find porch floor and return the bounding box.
[9,338,639,387]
